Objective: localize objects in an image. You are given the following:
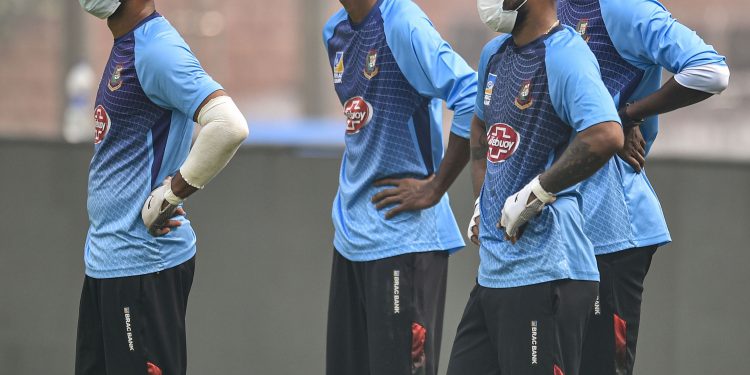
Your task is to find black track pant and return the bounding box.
[447,280,598,375]
[326,249,449,375]
[75,257,195,375]
[580,246,657,375]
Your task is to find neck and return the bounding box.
[107,2,155,39]
[511,1,558,47]
[341,0,378,24]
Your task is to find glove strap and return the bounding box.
[164,188,184,206]
[530,176,556,204]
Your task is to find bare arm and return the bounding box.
[624,77,712,124]
[499,121,623,243]
[619,77,721,172]
[467,115,487,245]
[372,132,470,219]
[432,132,471,198]
[539,121,624,193]
[469,115,488,199]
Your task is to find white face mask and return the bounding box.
[477,0,528,34]
[79,0,122,19]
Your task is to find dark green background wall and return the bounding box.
[1,141,748,374]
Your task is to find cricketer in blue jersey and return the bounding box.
[557,1,729,373]
[447,0,624,374]
[322,0,477,373]
[75,1,248,374]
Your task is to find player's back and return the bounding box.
[558,0,726,254]
[322,0,470,260]
[87,13,221,278]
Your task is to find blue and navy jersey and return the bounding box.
[86,13,222,278]
[475,27,619,288]
[322,0,477,261]
[558,0,727,254]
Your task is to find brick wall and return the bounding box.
[0,0,744,139]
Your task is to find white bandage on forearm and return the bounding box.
[179,96,249,189]
[674,63,730,95]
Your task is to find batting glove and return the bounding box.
[467,197,481,245]
[499,176,556,240]
[141,178,184,236]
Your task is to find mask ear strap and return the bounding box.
[514,0,529,11]
[490,1,506,19]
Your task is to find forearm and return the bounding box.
[432,132,470,197]
[539,122,623,193]
[625,77,713,121]
[469,115,487,198]
[172,95,249,199]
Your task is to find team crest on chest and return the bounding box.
[484,74,497,106]
[576,18,591,43]
[108,65,124,91]
[363,49,380,79]
[333,51,344,84]
[514,80,533,110]
[94,105,110,144]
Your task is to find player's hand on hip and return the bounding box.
[618,125,646,173]
[371,175,440,220]
[498,176,556,244]
[141,177,186,237]
[467,197,481,246]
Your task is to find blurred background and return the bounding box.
[1,0,749,374]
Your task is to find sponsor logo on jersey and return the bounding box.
[514,80,533,110]
[484,73,497,106]
[333,51,344,84]
[94,105,110,144]
[577,18,591,43]
[363,49,379,79]
[108,65,124,91]
[343,96,373,134]
[486,123,520,163]
[530,320,539,365]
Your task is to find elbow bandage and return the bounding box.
[674,63,730,95]
[179,96,249,189]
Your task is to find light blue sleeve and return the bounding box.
[546,33,620,132]
[474,35,510,123]
[322,9,348,52]
[600,0,726,73]
[135,28,222,119]
[383,4,477,139]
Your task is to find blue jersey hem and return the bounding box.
[592,239,637,255]
[84,246,196,279]
[594,232,671,255]
[477,270,599,289]
[333,239,464,262]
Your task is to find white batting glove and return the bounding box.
[499,176,556,241]
[467,197,481,245]
[141,178,184,236]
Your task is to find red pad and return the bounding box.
[614,313,628,372]
[147,361,162,375]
